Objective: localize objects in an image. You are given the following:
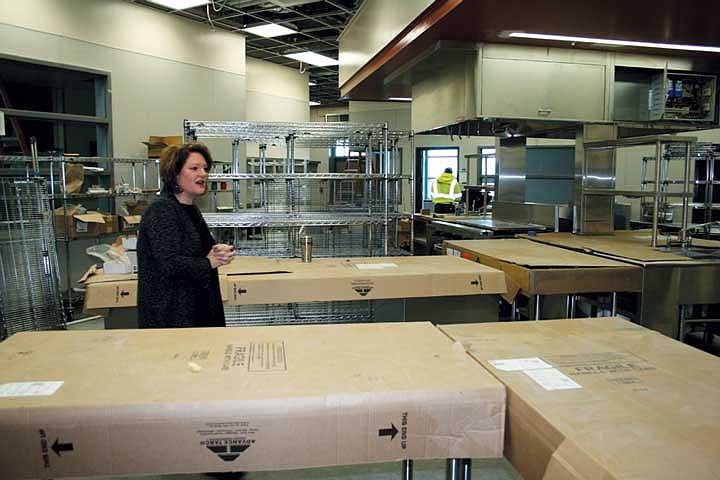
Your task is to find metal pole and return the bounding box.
[611,292,618,317]
[447,459,462,480]
[652,140,662,248]
[566,294,572,318]
[511,299,517,320]
[409,131,415,254]
[681,141,692,234]
[402,460,413,480]
[231,140,240,247]
[462,459,472,480]
[383,123,389,256]
[535,295,541,321]
[570,294,576,318]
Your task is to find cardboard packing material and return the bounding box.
[0,322,505,478]
[444,239,642,301]
[220,255,507,305]
[441,318,720,480]
[144,135,183,158]
[53,206,117,239]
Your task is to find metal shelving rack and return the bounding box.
[185,120,414,259]
[184,120,415,325]
[0,153,160,321]
[688,143,720,226]
[583,135,695,247]
[0,178,65,339]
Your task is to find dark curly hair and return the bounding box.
[159,141,213,194]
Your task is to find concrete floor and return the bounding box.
[66,318,522,480]
[75,459,520,480]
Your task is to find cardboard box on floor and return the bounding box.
[53,205,117,239]
[219,255,507,305]
[441,318,720,480]
[0,322,505,478]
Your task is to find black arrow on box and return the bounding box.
[378,423,398,440]
[52,438,74,456]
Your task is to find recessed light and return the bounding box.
[506,32,720,53]
[388,97,412,102]
[309,101,321,106]
[285,52,338,67]
[243,23,297,38]
[308,81,317,86]
[147,0,209,9]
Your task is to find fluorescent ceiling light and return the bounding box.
[308,81,317,86]
[148,0,209,9]
[285,51,338,67]
[243,23,297,38]
[309,101,321,106]
[388,97,412,102]
[507,32,720,53]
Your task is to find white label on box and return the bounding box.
[524,368,582,391]
[0,381,64,397]
[446,248,458,256]
[76,221,88,233]
[489,357,552,371]
[355,263,399,270]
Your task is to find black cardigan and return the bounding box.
[137,193,225,328]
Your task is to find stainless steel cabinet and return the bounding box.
[480,58,607,121]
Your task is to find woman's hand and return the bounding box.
[207,244,235,269]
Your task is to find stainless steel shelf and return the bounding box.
[203,212,393,228]
[584,135,697,150]
[0,155,154,165]
[208,173,410,181]
[583,189,693,198]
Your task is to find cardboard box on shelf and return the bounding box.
[144,135,183,158]
[80,268,136,310]
[0,322,505,478]
[53,206,117,239]
[219,255,507,305]
[441,318,720,480]
[119,214,141,232]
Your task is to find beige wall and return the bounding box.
[245,57,310,160]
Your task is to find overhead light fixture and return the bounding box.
[243,23,297,38]
[308,81,317,86]
[388,97,412,102]
[284,51,338,67]
[147,0,209,9]
[506,32,720,53]
[309,101,321,106]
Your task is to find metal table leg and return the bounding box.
[534,295,542,321]
[570,295,576,319]
[446,458,472,480]
[402,459,413,480]
[511,299,517,320]
[566,294,572,318]
[611,292,618,316]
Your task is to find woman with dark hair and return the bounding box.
[137,141,234,328]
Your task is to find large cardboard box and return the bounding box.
[0,322,506,478]
[144,135,183,158]
[444,239,642,300]
[441,318,720,480]
[53,206,117,239]
[220,255,507,305]
[80,256,506,309]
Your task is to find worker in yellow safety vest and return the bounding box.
[430,167,462,214]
